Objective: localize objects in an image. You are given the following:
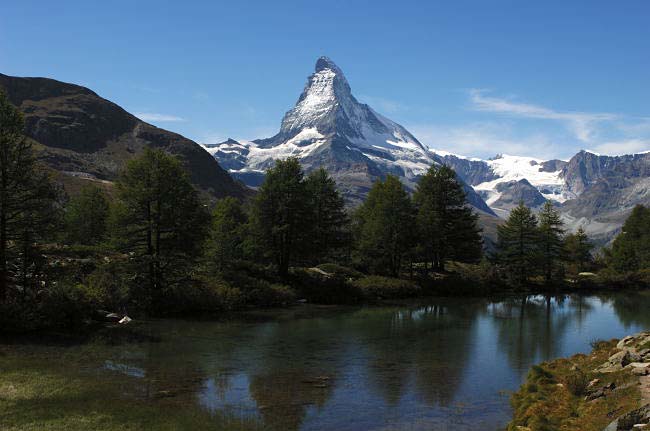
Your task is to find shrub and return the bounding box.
[38,282,94,329]
[223,271,296,307]
[160,277,245,315]
[352,275,420,299]
[289,268,361,304]
[82,263,132,311]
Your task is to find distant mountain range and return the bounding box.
[206,57,650,245]
[0,73,249,200]
[435,151,650,244]
[204,57,495,216]
[1,60,648,246]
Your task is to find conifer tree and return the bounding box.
[64,184,109,245]
[609,205,650,272]
[208,196,247,271]
[538,200,565,283]
[564,226,593,275]
[354,175,414,277]
[0,91,60,302]
[251,157,310,276]
[111,148,210,308]
[304,168,349,264]
[495,202,539,285]
[413,165,482,271]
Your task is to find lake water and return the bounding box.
[4,292,650,430]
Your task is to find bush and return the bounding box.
[289,268,362,304]
[82,263,132,311]
[223,271,296,307]
[38,282,94,329]
[352,275,420,299]
[159,277,245,315]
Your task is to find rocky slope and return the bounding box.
[435,151,650,244]
[206,57,495,215]
[509,332,650,431]
[0,73,249,200]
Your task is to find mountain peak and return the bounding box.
[315,56,341,73]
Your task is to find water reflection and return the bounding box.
[83,293,650,430]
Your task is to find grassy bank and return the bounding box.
[0,333,263,431]
[508,337,648,431]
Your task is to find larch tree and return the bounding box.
[538,200,565,283]
[495,202,539,286]
[64,184,110,245]
[207,196,247,271]
[111,148,210,309]
[413,165,482,272]
[304,168,349,265]
[354,175,414,277]
[0,91,60,303]
[564,226,593,275]
[251,157,310,277]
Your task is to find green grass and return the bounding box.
[0,345,263,431]
[507,339,642,431]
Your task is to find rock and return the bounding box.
[618,336,636,350]
[586,388,605,401]
[633,368,650,376]
[604,404,650,431]
[598,351,632,373]
[589,378,602,388]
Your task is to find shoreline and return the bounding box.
[508,332,650,431]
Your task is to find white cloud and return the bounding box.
[408,122,566,160]
[590,139,650,156]
[469,89,616,143]
[135,112,186,122]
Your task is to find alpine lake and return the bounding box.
[2,292,649,431]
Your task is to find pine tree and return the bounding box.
[251,157,310,276]
[495,202,539,285]
[538,200,565,283]
[64,184,109,245]
[564,227,593,275]
[304,168,349,265]
[609,205,650,272]
[111,148,210,308]
[354,175,414,277]
[0,91,60,302]
[413,165,482,271]
[207,196,247,271]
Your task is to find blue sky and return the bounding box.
[2,0,649,160]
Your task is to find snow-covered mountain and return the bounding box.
[205,56,650,245]
[434,150,650,244]
[206,56,494,215]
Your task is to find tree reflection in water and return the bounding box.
[77,293,647,431]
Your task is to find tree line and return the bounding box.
[1,90,649,330]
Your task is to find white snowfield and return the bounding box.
[470,154,568,205]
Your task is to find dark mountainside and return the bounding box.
[0,73,249,200]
